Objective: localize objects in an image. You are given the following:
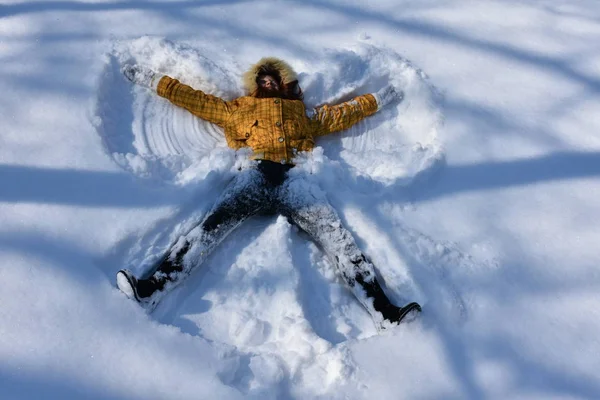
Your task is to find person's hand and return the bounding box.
[122,64,159,89]
[373,85,404,110]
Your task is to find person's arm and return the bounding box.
[122,64,235,127]
[310,85,403,136]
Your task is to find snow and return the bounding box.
[1,0,600,399]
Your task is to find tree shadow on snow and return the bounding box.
[327,147,600,398]
[5,2,600,397]
[0,0,314,58]
[0,163,181,208]
[0,365,136,400]
[0,0,252,18]
[481,331,600,399]
[0,229,106,285]
[288,0,600,94]
[411,150,600,203]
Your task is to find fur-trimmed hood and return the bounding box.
[242,57,298,94]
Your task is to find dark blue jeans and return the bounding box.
[136,160,396,319]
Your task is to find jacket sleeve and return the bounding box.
[310,93,378,137]
[156,75,235,127]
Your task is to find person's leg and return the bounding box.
[277,176,421,327]
[117,167,271,309]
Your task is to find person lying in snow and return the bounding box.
[117,57,421,328]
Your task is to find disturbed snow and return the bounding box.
[89,37,475,397]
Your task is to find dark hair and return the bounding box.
[252,73,304,101]
[256,66,283,86]
[284,80,304,101]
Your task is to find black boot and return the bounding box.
[116,269,163,311]
[377,302,422,324]
[116,269,140,301]
[140,239,191,293]
[116,240,192,311]
[355,272,422,325]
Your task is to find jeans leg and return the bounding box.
[137,167,270,298]
[276,177,394,318]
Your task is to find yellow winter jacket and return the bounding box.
[156,75,378,164]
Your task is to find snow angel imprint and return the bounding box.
[116,57,421,329]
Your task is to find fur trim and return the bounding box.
[243,57,297,94]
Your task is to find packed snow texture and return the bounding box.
[2,1,600,399]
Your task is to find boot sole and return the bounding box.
[397,302,422,323]
[116,270,140,302]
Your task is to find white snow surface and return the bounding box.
[1,1,600,399]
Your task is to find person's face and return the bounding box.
[258,75,280,91]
